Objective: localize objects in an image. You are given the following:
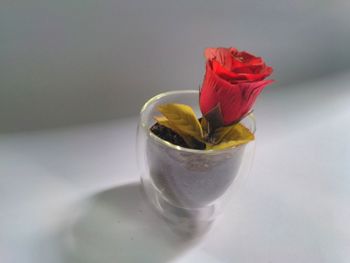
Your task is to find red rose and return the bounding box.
[199,47,274,126]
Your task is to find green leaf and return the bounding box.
[157,104,203,141]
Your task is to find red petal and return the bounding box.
[200,62,243,125]
[216,84,242,125]
[199,63,220,116]
[205,47,234,70]
[237,51,256,61]
[239,79,275,117]
[213,60,271,83]
[212,61,249,81]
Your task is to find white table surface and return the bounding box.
[1,72,350,263]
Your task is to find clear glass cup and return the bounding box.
[137,90,256,231]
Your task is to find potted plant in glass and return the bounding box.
[137,47,274,229]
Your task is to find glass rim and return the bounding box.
[140,90,256,154]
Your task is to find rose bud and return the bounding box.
[199,47,274,127]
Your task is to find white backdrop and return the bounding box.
[1,0,349,132]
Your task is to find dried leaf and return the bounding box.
[157,104,203,141]
[200,117,209,134]
[203,104,224,132]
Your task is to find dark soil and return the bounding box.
[150,123,206,150]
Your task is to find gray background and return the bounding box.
[1,0,349,132]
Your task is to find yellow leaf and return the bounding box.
[154,116,172,130]
[157,104,203,141]
[206,123,254,150]
[211,126,233,144]
[153,116,196,147]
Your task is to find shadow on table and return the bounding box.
[59,182,206,263]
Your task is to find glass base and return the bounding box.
[141,177,214,236]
